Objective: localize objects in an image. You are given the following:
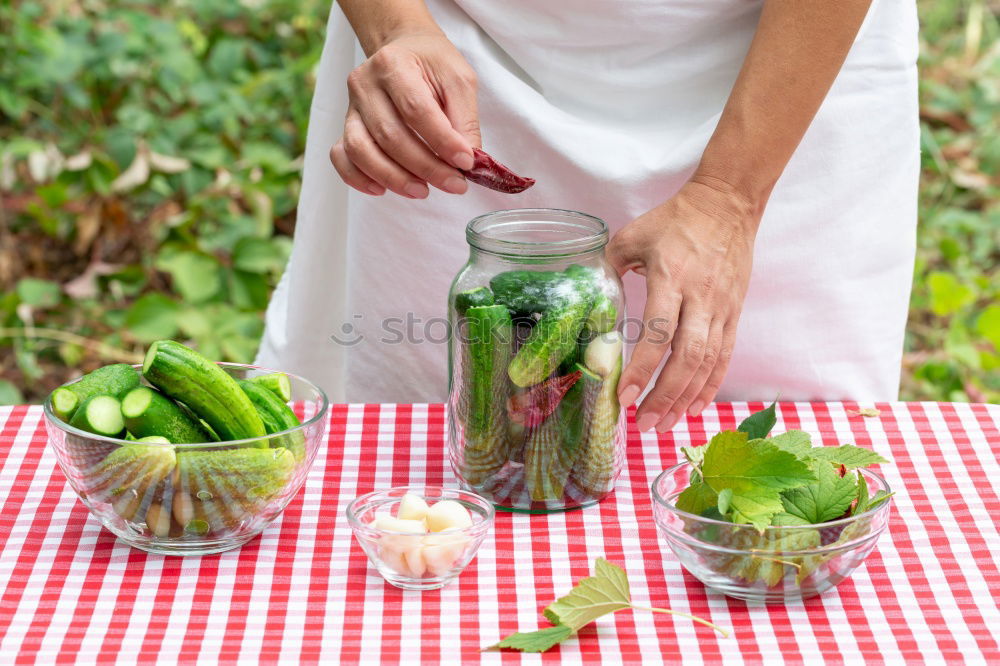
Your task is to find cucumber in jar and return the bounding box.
[508,300,591,388]
[457,304,513,485]
[573,332,624,497]
[489,270,578,318]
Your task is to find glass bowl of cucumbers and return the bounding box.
[346,487,495,590]
[43,340,329,555]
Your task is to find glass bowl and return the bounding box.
[651,462,892,603]
[346,487,495,590]
[43,363,329,556]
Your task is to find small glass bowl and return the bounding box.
[44,363,329,556]
[346,487,495,590]
[652,462,892,603]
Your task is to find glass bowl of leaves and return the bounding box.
[651,405,893,603]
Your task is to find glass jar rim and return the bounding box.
[466,208,609,258]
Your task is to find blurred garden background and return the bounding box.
[1,0,997,405]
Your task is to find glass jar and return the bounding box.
[447,209,626,512]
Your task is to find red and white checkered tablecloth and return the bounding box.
[0,402,997,665]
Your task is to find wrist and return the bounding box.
[353,11,444,55]
[684,173,766,237]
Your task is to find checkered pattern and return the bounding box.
[0,402,997,664]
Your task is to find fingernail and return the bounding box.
[404,182,429,199]
[636,412,659,432]
[688,400,705,417]
[452,151,474,170]
[656,413,679,433]
[619,384,641,408]
[367,184,384,196]
[443,176,467,194]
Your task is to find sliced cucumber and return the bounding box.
[50,388,79,422]
[142,341,266,441]
[121,386,212,444]
[137,435,171,444]
[247,372,292,403]
[68,395,125,437]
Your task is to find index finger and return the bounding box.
[618,281,681,415]
[383,73,474,170]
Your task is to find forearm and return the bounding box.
[695,0,873,220]
[338,0,443,55]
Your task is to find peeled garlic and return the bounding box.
[424,500,472,532]
[422,533,470,577]
[397,493,430,521]
[403,547,426,577]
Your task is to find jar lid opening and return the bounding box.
[466,209,609,258]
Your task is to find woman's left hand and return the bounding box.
[606,176,762,432]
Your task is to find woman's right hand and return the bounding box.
[330,32,481,199]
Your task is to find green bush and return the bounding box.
[905,0,999,402]
[0,0,996,404]
[0,0,325,402]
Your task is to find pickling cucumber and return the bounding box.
[454,286,495,315]
[247,372,291,403]
[237,379,305,459]
[50,388,79,421]
[83,442,176,503]
[584,294,617,336]
[238,380,301,433]
[458,304,513,484]
[121,386,212,444]
[68,363,140,400]
[489,270,579,317]
[176,447,295,532]
[560,363,601,458]
[137,435,171,444]
[142,340,266,441]
[68,395,125,437]
[573,339,624,497]
[52,364,140,421]
[508,301,591,387]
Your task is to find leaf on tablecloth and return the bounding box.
[486,626,573,653]
[847,408,881,417]
[543,558,632,630]
[486,558,727,653]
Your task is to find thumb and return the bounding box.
[442,71,481,151]
[605,228,642,278]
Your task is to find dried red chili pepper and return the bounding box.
[461,148,536,194]
[507,371,582,428]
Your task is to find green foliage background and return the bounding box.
[1,0,997,404]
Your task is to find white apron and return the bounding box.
[258,0,920,404]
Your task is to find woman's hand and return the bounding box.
[607,177,762,432]
[330,32,480,199]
